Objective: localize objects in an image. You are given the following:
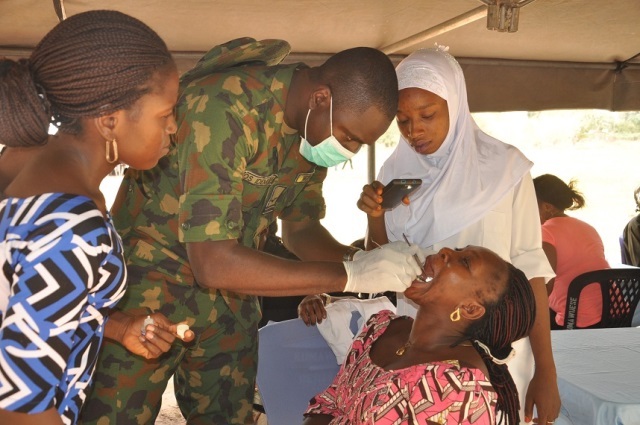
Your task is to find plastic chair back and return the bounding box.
[563,268,640,329]
[256,318,340,424]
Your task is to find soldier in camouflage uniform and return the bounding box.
[80,38,421,424]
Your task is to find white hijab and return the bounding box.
[379,47,532,247]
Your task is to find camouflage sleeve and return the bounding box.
[176,83,253,243]
[279,166,327,221]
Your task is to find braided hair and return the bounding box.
[0,10,174,147]
[464,263,536,425]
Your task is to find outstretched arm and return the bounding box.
[524,276,560,424]
[188,239,346,296]
[509,174,560,423]
[187,238,422,296]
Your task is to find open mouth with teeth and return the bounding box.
[412,254,435,287]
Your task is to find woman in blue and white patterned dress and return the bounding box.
[0,10,192,425]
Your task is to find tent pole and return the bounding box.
[52,0,67,22]
[367,144,376,183]
[380,5,487,54]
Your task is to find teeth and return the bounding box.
[416,275,432,283]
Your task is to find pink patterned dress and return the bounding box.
[304,310,497,424]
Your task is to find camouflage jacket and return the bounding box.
[112,38,327,324]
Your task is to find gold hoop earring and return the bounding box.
[106,138,119,164]
[450,307,461,322]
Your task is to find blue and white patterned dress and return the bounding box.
[0,193,127,425]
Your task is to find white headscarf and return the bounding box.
[379,47,532,247]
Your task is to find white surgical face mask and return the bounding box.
[299,96,356,167]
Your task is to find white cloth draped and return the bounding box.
[316,297,395,365]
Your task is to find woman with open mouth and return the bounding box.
[303,246,536,425]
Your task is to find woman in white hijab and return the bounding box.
[357,47,560,425]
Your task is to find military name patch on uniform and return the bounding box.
[243,170,278,186]
[295,172,314,184]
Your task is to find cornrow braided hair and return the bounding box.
[464,263,536,425]
[0,9,174,147]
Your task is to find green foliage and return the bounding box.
[576,111,640,141]
[527,111,541,119]
[376,124,401,147]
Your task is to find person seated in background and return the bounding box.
[622,186,640,266]
[533,174,610,329]
[302,246,537,425]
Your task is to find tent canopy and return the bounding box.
[1,0,639,111]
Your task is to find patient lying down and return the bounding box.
[302,246,536,425]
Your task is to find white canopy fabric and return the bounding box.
[1,0,639,111]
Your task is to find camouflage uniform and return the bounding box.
[80,38,327,425]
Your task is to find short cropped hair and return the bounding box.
[319,47,398,121]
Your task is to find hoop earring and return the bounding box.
[106,139,119,164]
[450,307,461,322]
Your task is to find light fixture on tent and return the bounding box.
[478,0,536,32]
